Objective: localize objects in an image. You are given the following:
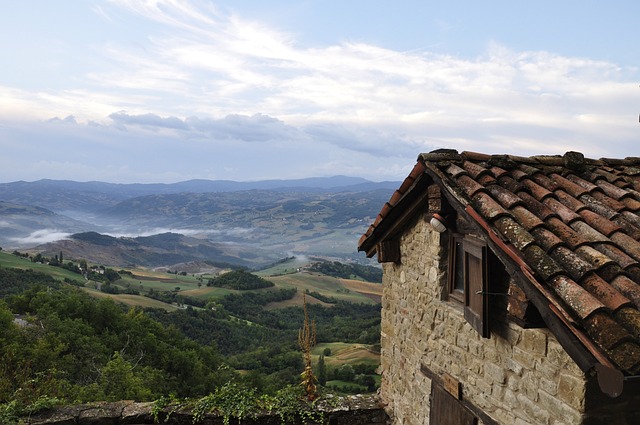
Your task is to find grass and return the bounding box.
[0,251,382,312]
[312,342,379,367]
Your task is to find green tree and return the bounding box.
[100,351,151,401]
[317,354,326,386]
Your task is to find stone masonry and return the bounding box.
[379,211,589,425]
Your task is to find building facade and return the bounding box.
[359,150,640,424]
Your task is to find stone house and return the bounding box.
[358,150,640,424]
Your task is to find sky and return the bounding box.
[1,0,639,184]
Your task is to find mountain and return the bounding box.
[36,231,263,268]
[0,177,399,265]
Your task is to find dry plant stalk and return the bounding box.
[298,294,317,400]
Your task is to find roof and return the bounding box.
[359,150,640,377]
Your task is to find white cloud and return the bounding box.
[1,0,638,184]
[10,230,71,245]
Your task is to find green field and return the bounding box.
[312,342,380,367]
[0,251,381,311]
[0,251,86,283]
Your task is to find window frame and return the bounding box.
[448,233,490,338]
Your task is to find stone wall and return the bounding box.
[25,395,389,425]
[379,212,589,425]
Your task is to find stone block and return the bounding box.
[516,392,551,425]
[557,373,586,410]
[537,389,583,424]
[513,347,536,369]
[520,329,547,356]
[485,362,507,385]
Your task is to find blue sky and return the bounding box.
[1,0,639,183]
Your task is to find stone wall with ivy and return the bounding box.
[25,395,389,425]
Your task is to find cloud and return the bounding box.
[109,111,188,130]
[10,230,71,245]
[1,0,639,184]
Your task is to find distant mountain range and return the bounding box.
[0,177,399,267]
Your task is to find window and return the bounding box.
[448,234,489,338]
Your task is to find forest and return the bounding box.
[0,263,381,422]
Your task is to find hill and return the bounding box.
[0,177,397,264]
[35,231,267,268]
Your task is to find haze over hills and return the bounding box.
[0,177,398,267]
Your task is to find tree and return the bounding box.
[335,364,355,382]
[317,354,326,386]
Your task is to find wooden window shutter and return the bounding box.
[464,241,489,338]
[377,240,400,263]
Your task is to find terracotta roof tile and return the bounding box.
[550,246,594,280]
[461,151,491,161]
[456,175,486,198]
[360,150,640,374]
[550,173,591,197]
[522,245,564,280]
[530,173,561,191]
[445,163,467,179]
[494,216,535,251]
[548,275,605,319]
[462,161,492,180]
[543,197,582,223]
[489,166,509,179]
[595,179,634,200]
[620,211,640,230]
[591,243,638,269]
[471,192,509,221]
[578,210,621,237]
[545,217,589,249]
[510,205,545,230]
[486,185,524,209]
[622,197,640,212]
[590,191,627,213]
[611,216,640,241]
[569,221,610,243]
[515,192,558,221]
[531,227,566,252]
[610,232,640,262]
[565,173,601,194]
[520,179,554,201]
[554,190,587,213]
[581,273,631,312]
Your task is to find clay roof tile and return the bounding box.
[471,192,510,221]
[456,175,486,198]
[596,180,634,200]
[590,192,627,212]
[545,217,589,249]
[494,216,535,251]
[570,221,610,243]
[530,173,560,191]
[511,205,545,230]
[531,227,566,253]
[583,312,635,350]
[549,275,606,319]
[543,197,582,223]
[555,190,587,213]
[520,179,554,201]
[581,274,632,312]
[522,244,564,280]
[578,210,621,237]
[516,192,558,221]
[610,232,640,263]
[550,246,594,280]
[550,173,591,198]
[611,275,640,308]
[486,185,524,209]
